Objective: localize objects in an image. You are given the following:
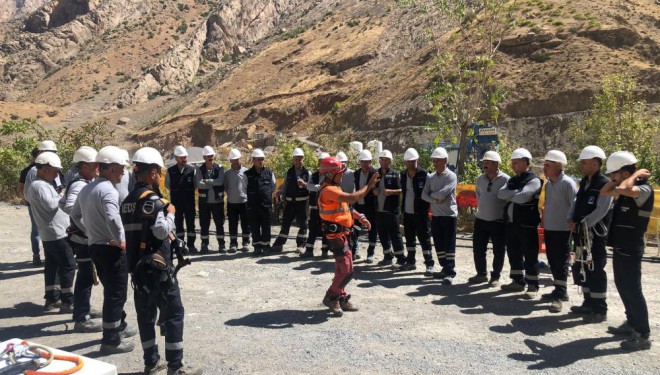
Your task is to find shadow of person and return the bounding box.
[0,302,50,319]
[431,283,547,317]
[0,268,43,281]
[224,309,330,329]
[351,266,438,290]
[0,318,72,340]
[508,336,623,370]
[490,314,585,336]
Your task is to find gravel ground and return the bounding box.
[1,202,659,374]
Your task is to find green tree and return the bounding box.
[269,138,320,179]
[567,73,660,184]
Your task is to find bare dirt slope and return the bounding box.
[1,202,660,374]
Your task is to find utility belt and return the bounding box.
[132,251,173,295]
[65,225,87,239]
[321,221,356,256]
[321,221,352,236]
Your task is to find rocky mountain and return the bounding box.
[0,0,658,155]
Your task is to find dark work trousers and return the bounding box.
[353,203,377,257]
[42,238,75,305]
[306,207,328,254]
[578,234,608,314]
[273,200,309,248]
[28,205,41,256]
[134,272,185,370]
[376,212,404,261]
[227,202,250,247]
[403,213,433,266]
[174,200,196,248]
[544,230,571,298]
[91,244,128,346]
[199,200,225,248]
[248,205,272,249]
[505,223,539,287]
[472,218,506,279]
[613,246,650,338]
[431,216,457,276]
[69,240,94,323]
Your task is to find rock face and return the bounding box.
[0,0,50,22]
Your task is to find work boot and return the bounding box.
[59,303,74,314]
[322,294,343,317]
[500,281,525,292]
[442,275,454,285]
[620,333,652,351]
[89,308,102,319]
[608,321,635,336]
[299,250,314,258]
[522,286,539,300]
[100,340,135,354]
[488,277,500,287]
[240,244,251,252]
[377,258,393,267]
[339,295,358,312]
[228,246,237,254]
[570,302,592,315]
[44,300,61,312]
[321,250,330,258]
[432,271,447,280]
[74,319,103,333]
[200,243,210,254]
[167,365,203,375]
[32,255,42,267]
[391,259,406,271]
[270,245,283,253]
[253,246,264,256]
[365,255,375,264]
[121,324,138,338]
[549,300,563,313]
[541,292,569,302]
[353,252,362,260]
[424,265,435,276]
[295,246,306,254]
[401,263,417,271]
[467,274,488,284]
[144,359,168,375]
[583,312,607,323]
[188,244,199,254]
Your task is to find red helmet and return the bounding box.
[319,157,345,175]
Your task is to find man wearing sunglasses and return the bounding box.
[166,146,198,253]
[196,146,226,254]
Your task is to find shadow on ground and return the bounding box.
[225,309,331,329]
[508,336,624,369]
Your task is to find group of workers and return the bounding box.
[18,139,653,375]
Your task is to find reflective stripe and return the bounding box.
[124,223,142,232]
[230,236,238,240]
[639,210,652,218]
[306,244,313,248]
[296,235,306,239]
[103,320,122,329]
[278,234,288,239]
[187,232,196,237]
[142,339,156,349]
[525,275,539,281]
[553,280,568,287]
[383,248,393,254]
[286,197,309,202]
[368,242,378,247]
[319,207,350,215]
[216,236,225,240]
[199,193,207,197]
[510,270,524,275]
[590,292,607,299]
[422,250,432,255]
[200,235,209,240]
[165,341,184,350]
[76,258,92,263]
[61,287,73,293]
[406,247,416,251]
[176,232,184,236]
[393,250,404,255]
[582,287,591,293]
[309,206,318,209]
[45,285,61,291]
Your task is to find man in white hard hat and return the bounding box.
[600,151,653,351]
[301,152,330,258]
[352,149,379,263]
[195,145,226,254]
[29,152,77,315]
[336,151,356,195]
[23,140,63,202]
[71,146,137,354]
[272,147,310,253]
[166,145,198,253]
[374,149,406,267]
[225,148,251,253]
[18,147,43,266]
[121,147,203,374]
[498,148,543,297]
[399,148,434,273]
[422,147,458,284]
[540,150,577,309]
[245,148,276,255]
[114,149,132,205]
[566,146,613,322]
[469,151,509,287]
[59,146,102,332]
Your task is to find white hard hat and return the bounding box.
[379,149,393,160]
[511,148,532,160]
[228,148,242,160]
[358,149,373,161]
[292,148,305,157]
[173,145,188,157]
[544,150,567,165]
[202,146,216,156]
[38,140,57,152]
[35,152,62,169]
[96,145,130,166]
[605,151,638,174]
[336,151,348,162]
[319,152,330,160]
[251,148,265,158]
[132,147,164,168]
[431,147,448,159]
[578,145,606,161]
[73,146,97,163]
[482,151,502,163]
[403,148,419,161]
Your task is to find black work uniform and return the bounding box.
[305,171,328,254]
[273,165,310,249]
[401,168,433,266]
[571,171,612,314]
[166,164,197,248]
[246,166,275,251]
[609,180,653,339]
[376,167,405,263]
[499,171,542,287]
[122,183,186,371]
[197,163,225,249]
[353,167,378,258]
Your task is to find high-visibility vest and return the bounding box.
[318,184,353,229]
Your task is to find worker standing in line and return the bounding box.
[272,148,310,253]
[115,149,131,205]
[352,150,379,263]
[196,146,226,254]
[18,147,43,266]
[245,149,276,256]
[301,152,330,258]
[166,146,198,253]
[374,149,405,267]
[225,148,251,253]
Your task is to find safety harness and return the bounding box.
[0,341,83,375]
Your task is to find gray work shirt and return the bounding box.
[59,178,91,244]
[543,171,577,231]
[23,166,62,203]
[115,170,131,205]
[63,166,79,186]
[475,170,510,222]
[422,169,458,217]
[567,178,614,228]
[404,174,415,214]
[357,170,368,205]
[224,166,248,204]
[71,177,124,245]
[377,169,400,213]
[29,179,69,241]
[195,163,225,204]
[341,169,355,194]
[498,172,542,223]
